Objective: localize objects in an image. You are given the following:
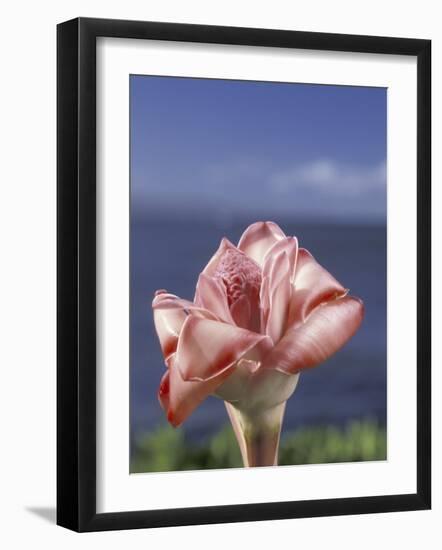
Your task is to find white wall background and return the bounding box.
[0,1,439,548]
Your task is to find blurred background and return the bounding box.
[129,76,387,472]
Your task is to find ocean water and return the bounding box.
[130,215,386,453]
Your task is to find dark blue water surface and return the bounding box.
[130,216,386,453]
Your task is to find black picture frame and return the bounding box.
[57,17,431,532]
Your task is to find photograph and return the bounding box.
[129,75,387,473]
[0,1,434,543]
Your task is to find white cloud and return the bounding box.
[271,159,386,197]
[133,156,387,222]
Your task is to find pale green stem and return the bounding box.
[225,402,286,467]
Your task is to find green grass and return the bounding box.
[130,419,386,473]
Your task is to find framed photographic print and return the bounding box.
[57,17,431,532]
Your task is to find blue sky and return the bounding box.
[130,76,386,224]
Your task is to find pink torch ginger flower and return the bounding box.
[152,222,364,467]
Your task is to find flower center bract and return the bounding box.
[214,248,262,309]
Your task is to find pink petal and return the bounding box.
[152,292,217,317]
[289,248,347,326]
[152,291,216,362]
[237,221,286,266]
[262,296,364,375]
[266,252,293,344]
[259,274,270,333]
[194,273,234,324]
[158,370,170,412]
[200,237,238,277]
[263,236,298,282]
[230,294,251,330]
[158,354,232,427]
[261,250,293,343]
[176,315,271,382]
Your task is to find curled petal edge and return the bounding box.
[237,221,286,266]
[176,315,273,383]
[262,295,364,375]
[152,291,217,362]
[158,355,234,427]
[289,248,348,326]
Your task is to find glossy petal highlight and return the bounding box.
[289,248,347,326]
[263,236,298,282]
[238,221,286,266]
[176,316,271,382]
[262,251,292,343]
[262,296,364,375]
[158,355,233,427]
[152,291,216,362]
